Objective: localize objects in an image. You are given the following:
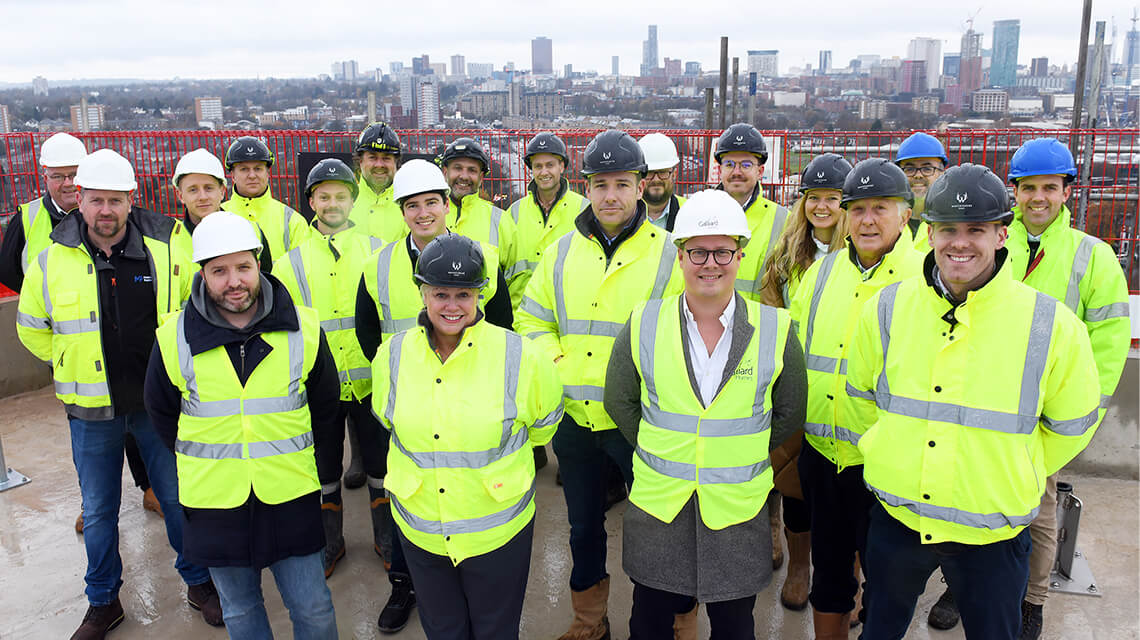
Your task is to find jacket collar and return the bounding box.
[1012,204,1072,240]
[184,272,299,355]
[417,308,486,357]
[229,186,274,206]
[358,175,393,201]
[528,178,570,210]
[574,200,647,246]
[923,248,1010,307]
[715,182,759,211]
[50,209,149,261]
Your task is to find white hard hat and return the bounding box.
[40,133,88,168]
[75,149,137,192]
[191,211,262,263]
[671,190,752,247]
[638,133,680,171]
[172,149,227,188]
[392,159,450,203]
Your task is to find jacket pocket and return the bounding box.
[383,454,424,500]
[481,461,533,503]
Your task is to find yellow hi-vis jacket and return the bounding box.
[361,234,500,342]
[628,294,789,530]
[505,180,589,310]
[446,193,517,279]
[155,304,323,509]
[16,196,60,273]
[274,223,384,401]
[1007,205,1131,410]
[372,318,564,564]
[350,177,406,243]
[17,214,192,421]
[789,240,923,470]
[734,190,790,302]
[848,261,1101,545]
[222,188,308,262]
[515,210,684,432]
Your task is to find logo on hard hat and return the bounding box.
[452,261,462,270]
[817,171,825,179]
[246,146,254,153]
[455,144,467,150]
[538,140,547,147]
[698,218,718,228]
[734,135,744,143]
[860,176,870,185]
[602,152,611,160]
[328,166,336,174]
[956,192,968,203]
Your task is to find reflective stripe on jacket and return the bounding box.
[446,193,517,277]
[505,181,588,310]
[735,195,790,302]
[222,189,309,260]
[350,177,406,243]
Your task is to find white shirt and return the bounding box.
[811,233,830,261]
[682,294,736,406]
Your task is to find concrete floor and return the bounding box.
[0,386,1137,640]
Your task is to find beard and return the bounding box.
[644,185,672,206]
[210,278,260,314]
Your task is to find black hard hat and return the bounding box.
[922,163,1013,225]
[714,123,768,164]
[437,138,490,174]
[800,153,853,192]
[356,121,402,156]
[524,132,569,168]
[225,136,275,170]
[581,129,646,178]
[305,158,359,200]
[841,158,914,207]
[414,233,488,289]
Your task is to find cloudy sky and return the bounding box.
[3,0,1132,83]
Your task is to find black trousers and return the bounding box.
[315,396,389,484]
[629,581,757,640]
[400,519,534,640]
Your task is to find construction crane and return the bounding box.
[964,7,983,32]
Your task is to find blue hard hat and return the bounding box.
[895,132,948,165]
[1007,138,1077,183]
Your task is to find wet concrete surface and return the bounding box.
[1,386,1137,639]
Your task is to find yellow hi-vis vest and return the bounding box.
[735,193,790,302]
[446,193,517,277]
[372,320,565,564]
[504,180,588,310]
[155,304,322,509]
[361,234,501,342]
[847,265,1101,545]
[274,224,384,401]
[18,196,58,273]
[628,294,789,530]
[350,177,406,243]
[514,217,684,432]
[1007,205,1131,409]
[222,188,309,261]
[788,240,923,470]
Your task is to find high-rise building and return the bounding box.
[467,63,494,79]
[990,19,1020,87]
[685,61,701,76]
[1030,57,1049,77]
[532,37,553,75]
[901,60,928,94]
[612,56,620,75]
[390,61,405,75]
[906,37,941,90]
[331,60,358,82]
[958,28,984,96]
[430,63,446,77]
[412,55,430,75]
[971,89,1009,113]
[747,50,779,78]
[1124,11,1139,85]
[399,75,417,113]
[819,50,832,75]
[0,104,11,134]
[451,55,466,77]
[943,53,961,79]
[70,103,105,132]
[664,58,682,78]
[417,76,440,127]
[194,97,223,124]
[32,76,48,97]
[641,25,658,76]
[564,63,573,78]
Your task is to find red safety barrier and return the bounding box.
[2,128,1137,296]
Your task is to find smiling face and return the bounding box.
[1013,174,1071,236]
[79,188,132,246]
[528,153,565,194]
[175,173,226,224]
[444,157,484,200]
[421,285,479,337]
[928,221,1007,298]
[309,182,354,233]
[586,171,645,237]
[802,188,843,232]
[719,151,764,201]
[44,165,80,211]
[679,235,741,303]
[401,191,448,249]
[231,160,270,198]
[202,250,261,316]
[644,168,677,206]
[845,197,910,266]
[358,150,397,193]
[899,157,945,199]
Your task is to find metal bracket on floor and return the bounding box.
[0,435,32,492]
[1049,481,1100,597]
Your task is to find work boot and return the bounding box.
[534,445,549,470]
[76,512,85,534]
[780,528,811,611]
[369,481,394,571]
[70,598,124,640]
[142,488,163,518]
[768,493,784,570]
[811,610,851,640]
[558,576,611,640]
[927,587,960,630]
[377,573,416,634]
[1019,601,1043,640]
[186,580,224,627]
[344,420,366,489]
[673,602,698,640]
[321,501,346,578]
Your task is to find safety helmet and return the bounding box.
[224,136,275,170]
[172,149,226,188]
[414,234,488,289]
[581,129,647,178]
[40,133,88,168]
[393,159,450,204]
[191,211,262,264]
[1007,137,1077,184]
[437,137,490,174]
[524,132,569,168]
[671,189,752,248]
[922,163,1013,225]
[895,132,949,165]
[75,149,137,192]
[305,158,359,199]
[714,123,768,164]
[841,158,914,208]
[638,133,680,171]
[799,153,853,192]
[356,121,402,156]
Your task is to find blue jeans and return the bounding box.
[209,551,338,640]
[69,411,209,606]
[551,414,634,591]
[862,502,1031,640]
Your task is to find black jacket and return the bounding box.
[144,272,342,569]
[0,195,72,291]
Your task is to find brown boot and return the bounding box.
[780,529,811,611]
[812,610,851,640]
[769,493,784,570]
[76,512,85,534]
[673,602,698,640]
[142,488,164,519]
[558,576,611,640]
[70,598,124,640]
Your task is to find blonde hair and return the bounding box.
[758,193,847,308]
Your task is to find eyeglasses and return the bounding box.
[46,171,77,183]
[720,159,756,171]
[901,165,940,177]
[646,169,674,180]
[684,248,738,265]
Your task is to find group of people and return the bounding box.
[2,121,1129,640]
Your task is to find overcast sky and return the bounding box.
[3,0,1133,84]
